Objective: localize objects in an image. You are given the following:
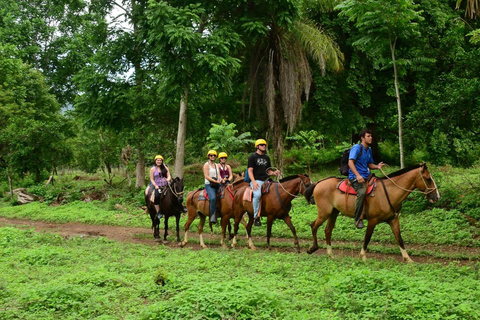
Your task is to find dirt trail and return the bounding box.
[1,217,479,265]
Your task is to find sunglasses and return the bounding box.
[219,157,226,160]
[258,144,266,147]
[209,154,217,157]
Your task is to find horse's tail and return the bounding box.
[304,183,318,205]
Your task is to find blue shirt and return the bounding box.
[348,144,373,180]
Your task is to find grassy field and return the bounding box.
[1,164,480,319]
[1,227,480,319]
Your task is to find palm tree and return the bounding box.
[456,0,480,19]
[243,3,343,170]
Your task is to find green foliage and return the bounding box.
[1,227,480,319]
[0,46,74,182]
[206,120,254,154]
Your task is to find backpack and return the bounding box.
[244,167,251,183]
[339,144,362,176]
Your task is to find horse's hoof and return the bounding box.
[404,258,414,263]
[222,244,228,249]
[154,237,162,242]
[200,244,208,249]
[307,246,318,254]
[180,241,187,247]
[163,240,169,245]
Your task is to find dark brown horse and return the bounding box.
[145,177,185,244]
[304,163,439,262]
[181,179,249,248]
[230,174,312,252]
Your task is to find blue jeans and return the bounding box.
[251,180,265,218]
[205,184,217,215]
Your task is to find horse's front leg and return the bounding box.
[387,216,414,263]
[220,215,230,249]
[360,218,378,262]
[266,215,275,250]
[175,213,181,244]
[283,214,300,253]
[163,216,169,243]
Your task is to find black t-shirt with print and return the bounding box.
[247,152,271,181]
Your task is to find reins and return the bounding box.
[268,168,310,198]
[167,180,184,200]
[379,166,437,196]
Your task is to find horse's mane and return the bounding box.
[279,174,306,183]
[379,164,423,179]
[231,179,246,186]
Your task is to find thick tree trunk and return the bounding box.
[391,39,404,168]
[135,149,146,188]
[174,87,188,179]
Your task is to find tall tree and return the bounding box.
[0,45,73,184]
[147,0,243,178]
[74,0,164,188]
[337,0,424,168]
[241,0,343,170]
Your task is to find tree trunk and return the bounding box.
[135,149,146,188]
[391,38,404,168]
[174,87,188,179]
[7,170,13,201]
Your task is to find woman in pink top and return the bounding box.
[149,155,171,219]
[218,152,233,183]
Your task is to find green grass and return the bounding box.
[1,227,480,319]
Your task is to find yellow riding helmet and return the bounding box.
[154,155,164,161]
[207,150,217,157]
[255,139,267,148]
[218,152,228,158]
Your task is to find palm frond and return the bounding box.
[292,20,344,74]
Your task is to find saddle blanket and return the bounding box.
[337,179,376,196]
[242,182,273,202]
[198,188,226,201]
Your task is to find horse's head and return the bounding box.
[417,163,440,203]
[170,177,185,205]
[298,173,313,195]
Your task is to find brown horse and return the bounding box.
[145,177,185,244]
[230,174,312,252]
[304,163,439,262]
[181,179,249,248]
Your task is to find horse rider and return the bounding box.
[348,129,385,229]
[149,155,171,219]
[204,150,221,224]
[218,152,233,184]
[248,139,280,227]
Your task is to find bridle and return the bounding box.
[272,170,311,198]
[167,179,184,200]
[379,166,438,197]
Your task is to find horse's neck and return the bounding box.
[276,178,300,200]
[383,169,419,203]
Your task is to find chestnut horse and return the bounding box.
[145,177,185,243]
[230,174,312,252]
[304,163,439,262]
[181,179,249,248]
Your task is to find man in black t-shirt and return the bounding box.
[247,139,280,226]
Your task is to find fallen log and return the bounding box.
[13,188,41,205]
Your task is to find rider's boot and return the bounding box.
[210,212,217,224]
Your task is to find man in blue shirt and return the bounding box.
[348,129,384,229]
